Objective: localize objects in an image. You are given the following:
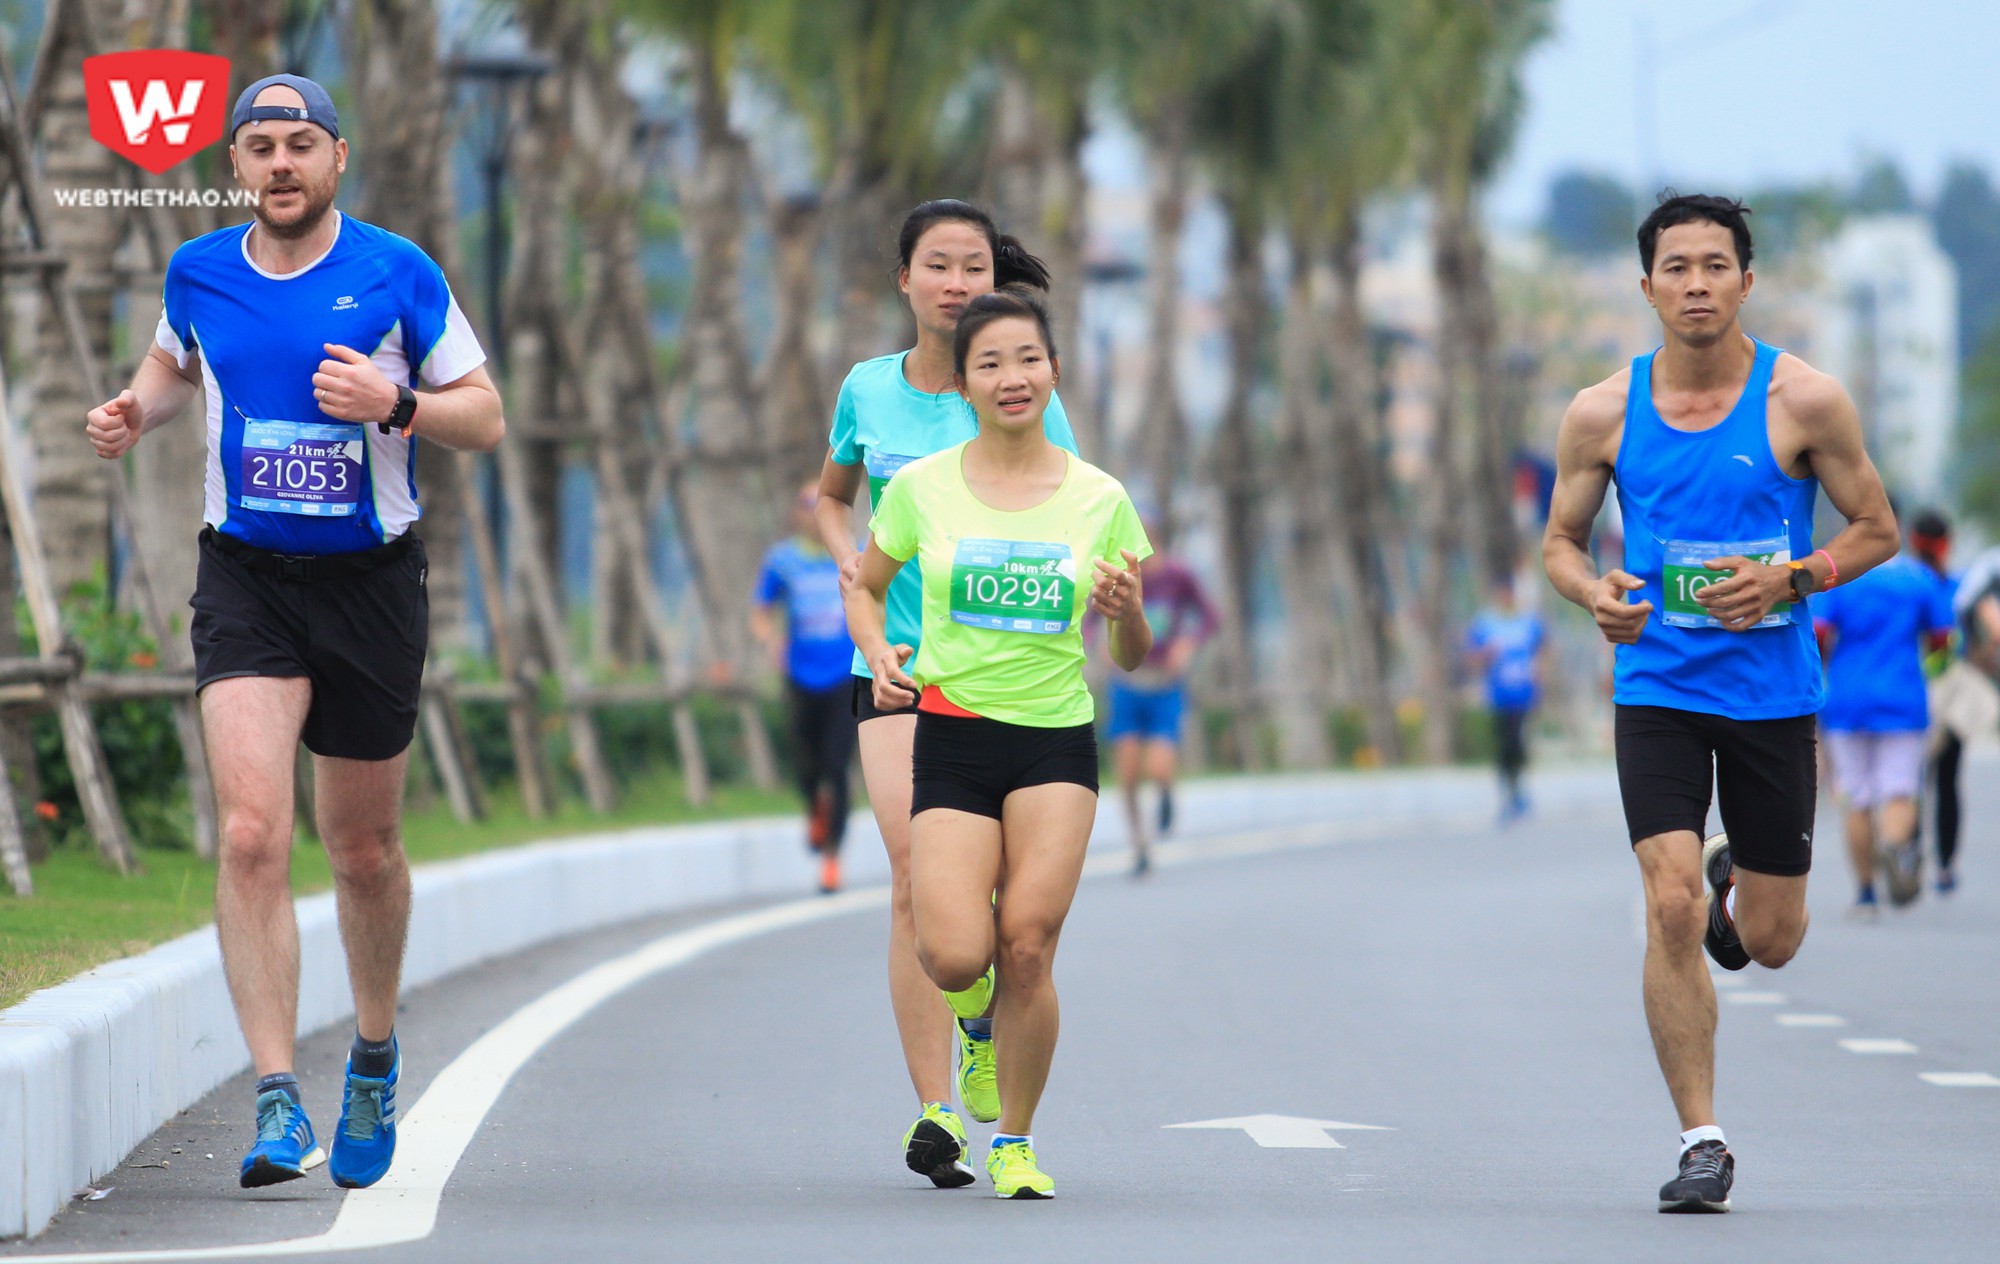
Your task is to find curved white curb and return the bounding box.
[1,764,1617,1239]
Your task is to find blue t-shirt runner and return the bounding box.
[1813,554,1955,733]
[829,351,1077,681]
[1466,609,1546,712]
[157,212,486,554]
[754,538,855,693]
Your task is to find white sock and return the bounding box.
[1724,886,1737,924]
[1680,1125,1726,1155]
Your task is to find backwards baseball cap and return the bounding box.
[230,73,340,140]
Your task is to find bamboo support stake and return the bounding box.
[0,47,218,859]
[496,438,618,813]
[0,736,31,896]
[458,450,552,818]
[0,366,135,873]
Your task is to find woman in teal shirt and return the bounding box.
[813,200,1077,1190]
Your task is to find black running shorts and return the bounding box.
[851,672,919,722]
[190,530,429,762]
[1614,704,1816,877]
[911,711,1099,820]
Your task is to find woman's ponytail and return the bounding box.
[993,234,1052,291]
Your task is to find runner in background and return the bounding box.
[752,481,858,894]
[1812,519,1955,913]
[1945,530,2000,892]
[1096,516,1218,874]
[1463,576,1548,823]
[1910,510,1985,895]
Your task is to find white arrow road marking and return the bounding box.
[1165,1115,1392,1149]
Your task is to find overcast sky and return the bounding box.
[1488,0,2000,226]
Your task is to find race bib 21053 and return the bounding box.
[238,418,364,517]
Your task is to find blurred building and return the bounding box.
[1811,215,1959,503]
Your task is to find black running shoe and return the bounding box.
[1658,1139,1733,1212]
[1701,834,1751,971]
[903,1104,976,1189]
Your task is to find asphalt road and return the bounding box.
[8,771,1998,1263]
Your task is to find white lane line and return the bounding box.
[1839,1038,1920,1055]
[1723,991,1786,1005]
[1776,1013,1847,1027]
[1920,1072,2000,1087]
[11,803,1504,1261]
[2,890,890,1263]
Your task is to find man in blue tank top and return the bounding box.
[83,76,505,1194]
[1542,193,1898,1214]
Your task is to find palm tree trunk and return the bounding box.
[760,194,829,492]
[1272,232,1336,767]
[1210,192,1268,768]
[677,48,772,678]
[341,0,474,655]
[1325,222,1403,763]
[980,67,1097,462]
[1414,183,1476,764]
[29,0,123,601]
[1139,108,1192,540]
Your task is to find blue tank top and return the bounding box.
[1613,339,1825,720]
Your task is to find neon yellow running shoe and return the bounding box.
[957,1022,999,1123]
[942,965,994,1021]
[986,1138,1054,1199]
[902,1102,976,1189]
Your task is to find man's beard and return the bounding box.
[254,181,336,241]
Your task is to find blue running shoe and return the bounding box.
[329,1050,399,1189]
[240,1089,323,1188]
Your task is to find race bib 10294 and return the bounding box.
[948,538,1075,634]
[238,418,364,517]
[1661,534,1793,629]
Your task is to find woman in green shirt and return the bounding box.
[814,201,1071,1191]
[847,289,1154,1199]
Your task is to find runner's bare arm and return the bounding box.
[1542,382,1651,646]
[1694,367,1899,630]
[844,538,915,706]
[1794,369,1898,586]
[85,344,201,459]
[815,452,866,580]
[1092,551,1152,671]
[313,348,503,452]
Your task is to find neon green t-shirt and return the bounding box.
[869,441,1153,727]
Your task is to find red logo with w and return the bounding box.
[83,51,230,174]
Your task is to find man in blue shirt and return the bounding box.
[1815,533,1956,913]
[84,75,504,1193]
[1464,576,1548,822]
[753,482,858,893]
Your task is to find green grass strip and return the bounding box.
[0,776,800,1012]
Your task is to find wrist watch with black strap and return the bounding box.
[379,384,417,437]
[1786,558,1824,602]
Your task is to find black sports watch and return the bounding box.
[380,383,417,436]
[1786,560,1815,602]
